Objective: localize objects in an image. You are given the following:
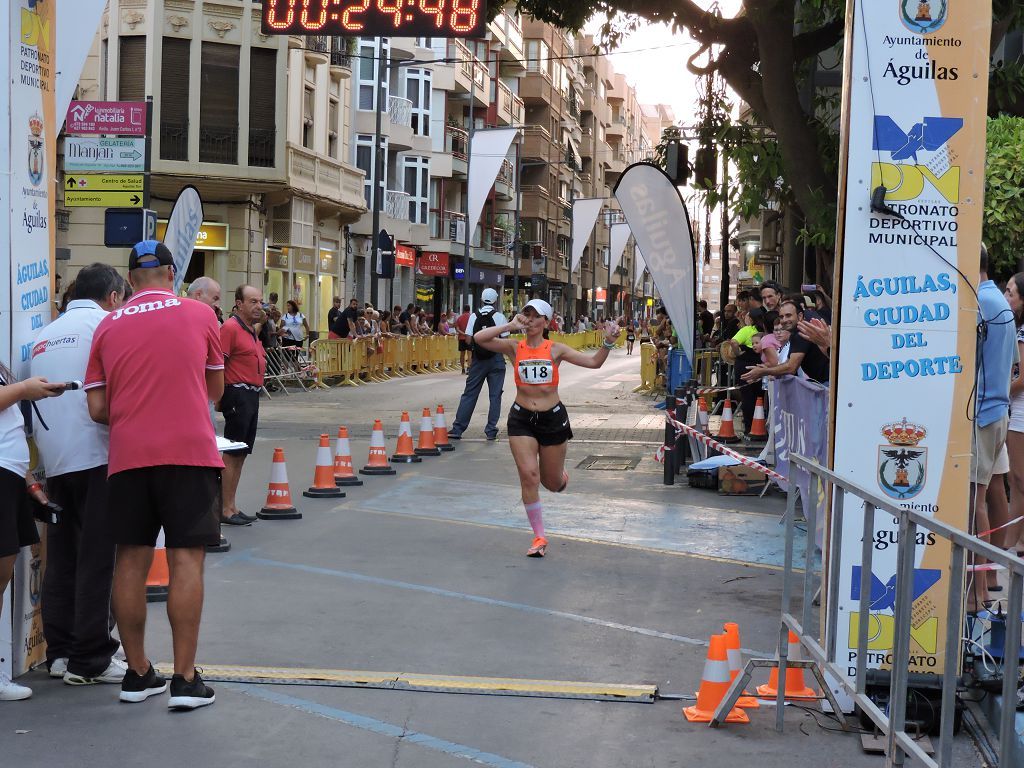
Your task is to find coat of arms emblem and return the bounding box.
[900,0,948,35]
[878,418,927,500]
[27,114,44,187]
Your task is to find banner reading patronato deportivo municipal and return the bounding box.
[827,0,991,708]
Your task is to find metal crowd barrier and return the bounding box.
[712,453,1021,768]
[299,331,618,392]
[263,345,322,395]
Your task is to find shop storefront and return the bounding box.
[265,247,288,305]
[454,263,505,309]
[395,244,416,310]
[417,250,450,318]
[318,241,339,335]
[156,220,230,291]
[291,248,316,331]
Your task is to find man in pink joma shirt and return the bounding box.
[85,241,224,711]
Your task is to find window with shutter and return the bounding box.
[248,47,277,167]
[118,37,146,100]
[160,38,190,161]
[200,42,239,164]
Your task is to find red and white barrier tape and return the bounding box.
[975,515,1024,539]
[661,410,786,483]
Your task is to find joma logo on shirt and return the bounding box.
[111,297,181,320]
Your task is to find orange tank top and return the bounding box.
[514,339,559,387]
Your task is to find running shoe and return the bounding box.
[168,669,216,710]
[526,536,548,557]
[64,657,127,685]
[119,663,168,703]
[237,511,258,523]
[0,670,31,701]
[220,512,252,526]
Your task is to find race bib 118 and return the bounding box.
[518,359,553,385]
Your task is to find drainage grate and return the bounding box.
[577,455,642,471]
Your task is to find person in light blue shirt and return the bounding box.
[972,243,1015,611]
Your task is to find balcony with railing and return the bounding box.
[429,209,467,244]
[448,39,489,103]
[385,189,410,221]
[305,35,329,64]
[247,128,274,168]
[496,12,525,70]
[329,38,353,77]
[520,184,551,220]
[606,114,627,139]
[387,95,413,150]
[199,124,238,164]
[160,120,188,161]
[494,159,515,201]
[522,126,552,162]
[288,143,366,213]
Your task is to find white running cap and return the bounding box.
[481,287,499,304]
[523,298,552,319]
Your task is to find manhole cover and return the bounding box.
[577,455,642,471]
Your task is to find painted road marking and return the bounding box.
[153,664,656,702]
[230,551,771,656]
[356,476,806,568]
[235,684,537,768]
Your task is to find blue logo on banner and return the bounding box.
[872,115,963,164]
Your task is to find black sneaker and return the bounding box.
[236,511,257,523]
[119,663,168,703]
[168,669,215,710]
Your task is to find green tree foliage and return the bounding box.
[984,116,1024,280]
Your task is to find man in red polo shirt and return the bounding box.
[219,285,266,525]
[85,240,223,710]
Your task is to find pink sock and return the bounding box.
[525,501,545,538]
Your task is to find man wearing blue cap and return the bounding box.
[85,240,223,710]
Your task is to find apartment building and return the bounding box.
[60,0,366,334]
[346,11,525,317]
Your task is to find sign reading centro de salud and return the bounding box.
[65,100,146,135]
[827,0,991,705]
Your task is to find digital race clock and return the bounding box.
[261,0,487,38]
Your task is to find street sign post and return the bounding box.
[64,173,144,191]
[65,100,147,135]
[66,190,143,208]
[65,137,145,172]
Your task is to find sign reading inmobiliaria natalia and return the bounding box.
[828,0,991,706]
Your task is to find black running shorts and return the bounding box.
[108,466,221,548]
[0,468,40,557]
[506,402,573,446]
[221,386,260,455]
[458,339,472,352]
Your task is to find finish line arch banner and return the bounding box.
[826,0,991,708]
[613,163,696,363]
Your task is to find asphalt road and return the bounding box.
[3,349,982,767]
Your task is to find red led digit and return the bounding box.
[417,0,446,29]
[264,0,297,30]
[376,0,403,25]
[300,0,329,29]
[449,0,480,33]
[341,0,370,30]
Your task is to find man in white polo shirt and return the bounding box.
[31,263,126,686]
[85,240,224,710]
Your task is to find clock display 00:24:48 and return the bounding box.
[261,0,486,37]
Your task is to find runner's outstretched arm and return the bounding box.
[553,321,621,369]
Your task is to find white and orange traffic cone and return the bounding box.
[697,397,710,434]
[722,622,759,709]
[392,412,422,464]
[360,420,397,476]
[414,407,441,456]
[303,434,345,498]
[748,397,768,442]
[433,404,454,452]
[146,529,169,603]
[718,399,740,444]
[333,427,364,486]
[259,447,302,519]
[757,631,817,700]
[683,634,750,723]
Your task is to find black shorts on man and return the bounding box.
[506,402,573,446]
[221,385,260,455]
[107,466,221,548]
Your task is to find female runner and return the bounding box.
[474,298,621,557]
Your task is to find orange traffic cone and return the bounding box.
[414,407,441,456]
[723,622,759,709]
[718,399,740,443]
[757,631,817,700]
[684,634,749,723]
[748,397,768,442]
[333,427,364,486]
[259,447,302,519]
[360,420,397,476]
[697,396,710,433]
[146,529,169,602]
[303,434,345,498]
[392,411,422,464]
[433,404,454,452]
